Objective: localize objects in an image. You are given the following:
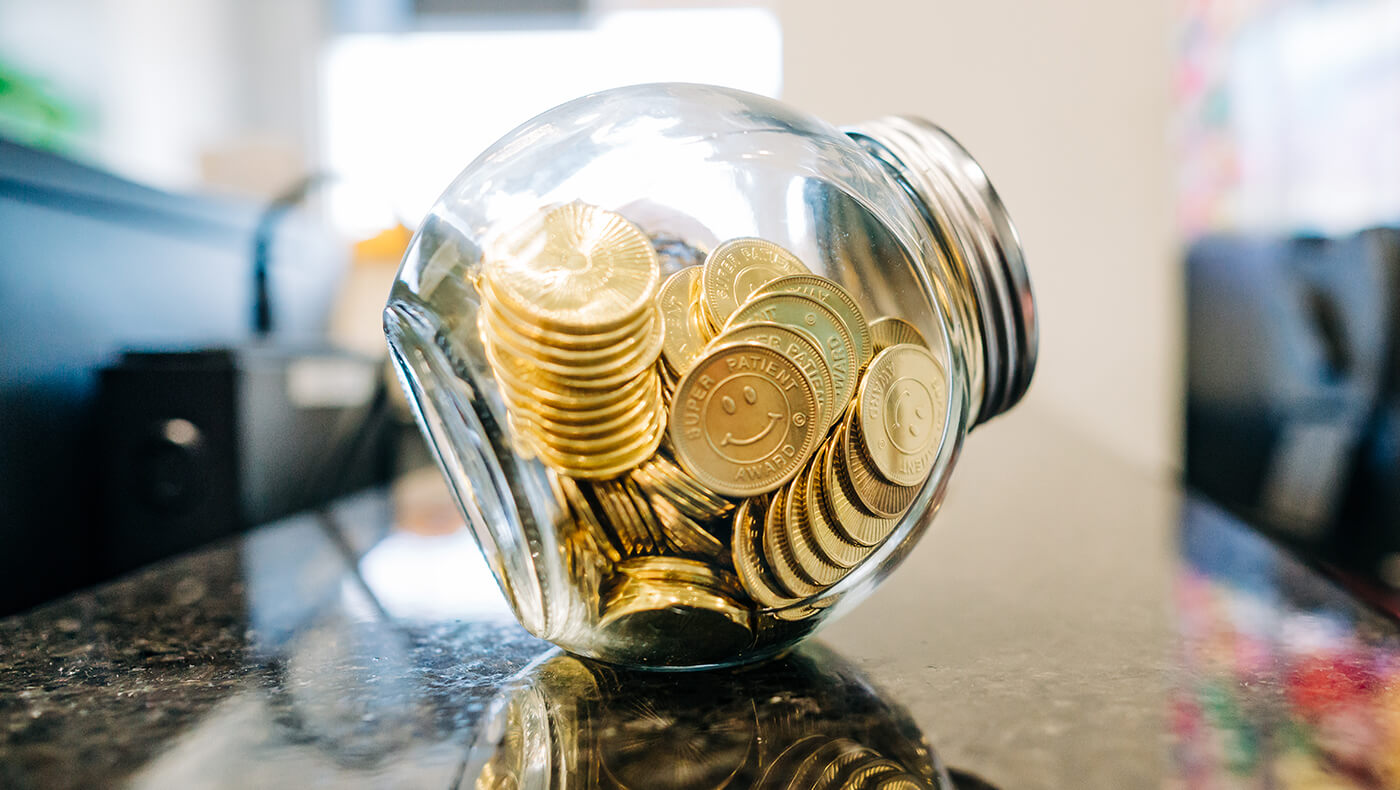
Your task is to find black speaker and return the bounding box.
[94,346,392,579]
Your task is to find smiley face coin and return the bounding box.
[709,321,835,434]
[669,343,819,497]
[856,344,946,487]
[701,238,809,329]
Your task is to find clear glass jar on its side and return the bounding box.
[385,84,1037,668]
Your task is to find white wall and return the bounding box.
[779,0,1179,472]
[0,0,323,192]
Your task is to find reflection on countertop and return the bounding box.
[2,413,1398,788]
[468,645,951,789]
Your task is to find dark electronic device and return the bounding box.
[94,346,392,580]
[0,139,385,614]
[1186,229,1400,592]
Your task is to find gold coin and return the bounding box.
[483,325,662,391]
[759,735,828,788]
[757,605,824,629]
[688,275,716,348]
[534,414,664,480]
[496,377,655,434]
[483,202,660,332]
[622,476,669,553]
[753,274,872,372]
[657,267,707,374]
[480,300,662,374]
[791,738,870,790]
[511,389,655,447]
[869,316,928,353]
[856,344,946,487]
[485,341,656,406]
[658,360,679,400]
[725,292,858,409]
[616,555,743,600]
[630,455,733,524]
[656,452,736,519]
[823,424,900,546]
[815,743,882,788]
[549,472,611,607]
[556,474,622,563]
[591,479,654,555]
[762,481,824,597]
[518,389,661,455]
[478,277,656,350]
[510,386,657,440]
[597,572,752,665]
[650,494,725,559]
[711,321,836,434]
[731,496,802,610]
[784,460,848,586]
[701,238,809,329]
[669,343,819,498]
[804,445,873,568]
[840,408,920,519]
[833,759,903,789]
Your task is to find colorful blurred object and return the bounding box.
[0,60,83,153]
[1173,496,1400,789]
[352,222,412,265]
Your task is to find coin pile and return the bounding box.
[666,243,945,610]
[474,202,946,637]
[476,202,667,479]
[760,736,931,789]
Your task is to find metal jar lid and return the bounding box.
[846,117,1037,426]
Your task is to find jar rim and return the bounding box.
[845,117,1038,425]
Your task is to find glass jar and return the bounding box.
[384,83,1036,668]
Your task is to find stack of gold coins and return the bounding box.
[477,202,667,479]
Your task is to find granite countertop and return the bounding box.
[3,409,1397,789]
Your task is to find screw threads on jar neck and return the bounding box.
[845,117,1037,427]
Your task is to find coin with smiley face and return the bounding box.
[669,342,819,497]
[856,344,947,488]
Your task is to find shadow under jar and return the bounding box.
[385,83,1037,669]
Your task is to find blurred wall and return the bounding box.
[0,0,321,194]
[779,0,1179,472]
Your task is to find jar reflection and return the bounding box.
[464,644,952,790]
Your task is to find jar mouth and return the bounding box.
[845,117,1037,425]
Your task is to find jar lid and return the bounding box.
[846,117,1037,426]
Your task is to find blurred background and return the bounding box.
[2,0,1399,620]
[8,3,1400,787]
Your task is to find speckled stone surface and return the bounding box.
[1,409,1396,789]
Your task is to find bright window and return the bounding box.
[320,8,783,236]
